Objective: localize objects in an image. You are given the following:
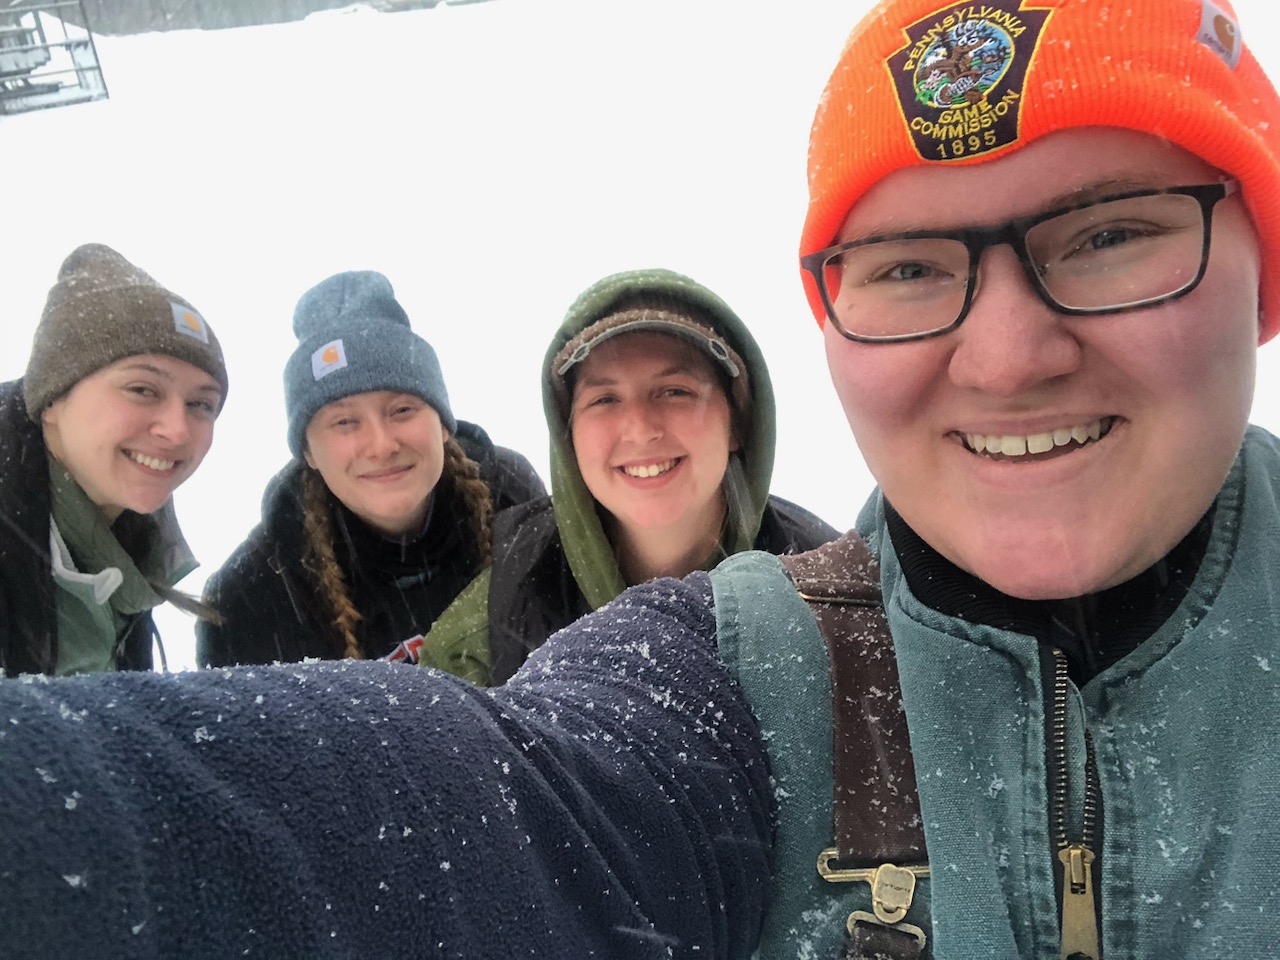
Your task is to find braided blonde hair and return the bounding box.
[300,436,494,659]
[301,467,365,659]
[442,436,494,568]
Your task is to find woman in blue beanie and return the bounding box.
[195,270,544,673]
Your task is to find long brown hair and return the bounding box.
[108,511,223,627]
[300,436,493,659]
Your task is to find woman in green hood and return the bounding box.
[422,268,838,685]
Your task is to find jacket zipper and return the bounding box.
[1050,646,1101,960]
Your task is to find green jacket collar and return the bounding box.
[47,453,195,614]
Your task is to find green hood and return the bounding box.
[542,268,777,610]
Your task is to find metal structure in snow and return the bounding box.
[0,1,106,116]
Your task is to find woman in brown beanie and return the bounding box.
[0,242,228,676]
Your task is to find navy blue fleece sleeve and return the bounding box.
[0,574,771,960]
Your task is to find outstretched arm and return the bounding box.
[0,574,771,960]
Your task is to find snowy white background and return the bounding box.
[2,0,1278,670]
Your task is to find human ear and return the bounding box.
[40,397,63,428]
[303,447,317,470]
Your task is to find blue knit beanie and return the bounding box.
[283,271,456,459]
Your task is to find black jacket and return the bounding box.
[486,493,838,684]
[196,421,545,666]
[0,380,155,677]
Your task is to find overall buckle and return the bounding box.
[818,849,931,954]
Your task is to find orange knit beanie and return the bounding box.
[800,0,1280,342]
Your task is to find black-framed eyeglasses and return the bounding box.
[801,181,1240,344]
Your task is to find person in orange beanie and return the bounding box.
[0,2,1278,958]
[783,0,1280,956]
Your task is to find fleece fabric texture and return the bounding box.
[195,420,545,673]
[0,575,771,960]
[421,267,838,684]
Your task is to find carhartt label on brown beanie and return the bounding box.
[23,243,229,419]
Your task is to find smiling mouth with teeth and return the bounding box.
[962,417,1115,459]
[622,458,681,479]
[128,450,178,472]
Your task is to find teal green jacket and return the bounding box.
[711,424,1280,958]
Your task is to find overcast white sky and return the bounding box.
[3,0,1278,669]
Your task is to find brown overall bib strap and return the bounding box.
[779,533,926,865]
[780,533,928,960]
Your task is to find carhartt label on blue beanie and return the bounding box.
[283,270,456,458]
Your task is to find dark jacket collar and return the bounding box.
[0,379,57,675]
[884,502,1212,685]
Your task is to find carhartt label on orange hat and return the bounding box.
[171,301,210,344]
[311,338,348,380]
[887,2,1052,163]
[1198,0,1241,69]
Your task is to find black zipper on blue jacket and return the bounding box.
[1049,646,1102,960]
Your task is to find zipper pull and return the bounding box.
[1058,844,1099,960]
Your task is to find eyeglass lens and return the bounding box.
[821,192,1209,341]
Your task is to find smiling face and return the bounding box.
[304,390,446,538]
[42,354,222,523]
[570,331,738,544]
[825,128,1261,599]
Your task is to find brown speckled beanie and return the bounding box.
[24,243,228,419]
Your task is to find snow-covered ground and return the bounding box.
[3,0,1278,669]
